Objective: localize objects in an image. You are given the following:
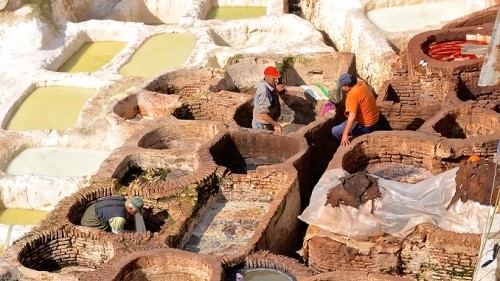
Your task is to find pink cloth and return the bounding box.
[321,102,335,117]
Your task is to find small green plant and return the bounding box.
[275,55,296,84]
[21,0,57,28]
[227,54,244,65]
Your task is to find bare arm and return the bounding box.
[341,111,356,146]
[259,113,282,133]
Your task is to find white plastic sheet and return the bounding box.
[299,167,494,240]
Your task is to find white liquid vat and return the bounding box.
[5,147,110,177]
[367,1,467,33]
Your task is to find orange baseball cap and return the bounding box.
[264,66,281,78]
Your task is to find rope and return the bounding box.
[474,140,500,280]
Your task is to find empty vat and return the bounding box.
[16,231,113,273]
[366,1,468,33]
[206,6,266,20]
[4,147,110,176]
[210,132,301,174]
[119,33,197,78]
[108,249,223,281]
[58,41,126,73]
[432,110,500,139]
[5,86,97,131]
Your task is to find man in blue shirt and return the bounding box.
[81,195,144,234]
[252,66,286,133]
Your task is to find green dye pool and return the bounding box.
[58,41,126,73]
[119,33,197,78]
[0,208,49,225]
[5,86,97,131]
[206,6,266,20]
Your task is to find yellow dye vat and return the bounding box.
[58,41,126,73]
[6,86,97,131]
[119,33,197,78]
[206,6,266,20]
[0,208,48,225]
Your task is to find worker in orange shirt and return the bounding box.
[331,73,380,146]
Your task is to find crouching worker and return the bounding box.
[81,195,144,234]
[331,73,380,146]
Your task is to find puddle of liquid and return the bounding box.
[119,33,197,78]
[0,208,48,225]
[57,41,127,73]
[236,268,294,281]
[366,1,467,32]
[4,147,110,176]
[206,6,266,20]
[5,86,97,131]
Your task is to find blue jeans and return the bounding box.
[331,120,378,141]
[252,120,273,131]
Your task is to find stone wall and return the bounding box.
[307,223,480,280]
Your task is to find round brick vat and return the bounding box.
[107,249,222,281]
[137,123,220,150]
[405,24,498,110]
[330,131,449,179]
[2,228,114,280]
[112,89,179,120]
[224,251,314,280]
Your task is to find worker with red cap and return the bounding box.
[252,66,286,133]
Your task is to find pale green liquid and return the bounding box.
[0,208,48,225]
[58,41,126,73]
[237,269,293,281]
[206,6,266,20]
[6,86,97,131]
[5,147,110,176]
[119,33,197,78]
[367,1,467,33]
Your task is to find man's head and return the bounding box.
[125,196,144,215]
[264,66,281,85]
[339,73,357,92]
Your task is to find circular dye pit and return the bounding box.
[110,250,222,281]
[360,162,434,184]
[57,41,126,73]
[4,147,110,176]
[17,232,113,273]
[206,6,266,20]
[119,33,197,78]
[425,40,488,62]
[138,124,219,150]
[229,268,294,281]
